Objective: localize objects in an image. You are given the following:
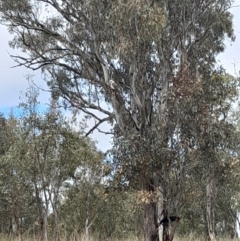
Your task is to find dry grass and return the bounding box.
[0,234,239,241]
[174,234,239,241]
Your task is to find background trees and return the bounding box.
[0,85,106,241]
[0,0,239,241]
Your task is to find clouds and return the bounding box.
[0,25,27,108]
[0,25,50,109]
[0,25,112,151]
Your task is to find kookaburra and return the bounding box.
[109,79,118,90]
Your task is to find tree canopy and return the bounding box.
[0,0,239,241]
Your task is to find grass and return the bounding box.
[0,234,239,241]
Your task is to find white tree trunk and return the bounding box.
[157,186,163,241]
[206,178,216,241]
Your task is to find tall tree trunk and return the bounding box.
[48,189,60,241]
[144,202,158,241]
[162,210,170,241]
[42,211,48,241]
[206,177,216,241]
[85,188,90,241]
[13,212,21,241]
[169,221,179,241]
[34,181,48,241]
[157,186,164,241]
[8,218,13,235]
[235,212,240,238]
[144,178,159,241]
[53,209,60,241]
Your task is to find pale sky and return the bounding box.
[0,25,112,151]
[0,3,240,152]
[217,3,240,75]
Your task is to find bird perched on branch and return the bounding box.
[109,79,118,90]
[160,216,180,225]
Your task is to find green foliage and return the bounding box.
[0,0,239,241]
[0,85,105,240]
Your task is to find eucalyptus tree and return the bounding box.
[0,0,235,240]
[0,113,10,156]
[0,112,38,240]
[58,140,105,240]
[0,85,103,241]
[58,157,112,240]
[171,72,239,240]
[17,86,104,241]
[193,72,238,240]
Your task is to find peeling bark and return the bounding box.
[144,202,159,241]
[143,177,160,241]
[206,177,216,241]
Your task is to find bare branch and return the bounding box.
[85,116,112,137]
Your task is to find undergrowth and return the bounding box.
[0,234,239,241]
